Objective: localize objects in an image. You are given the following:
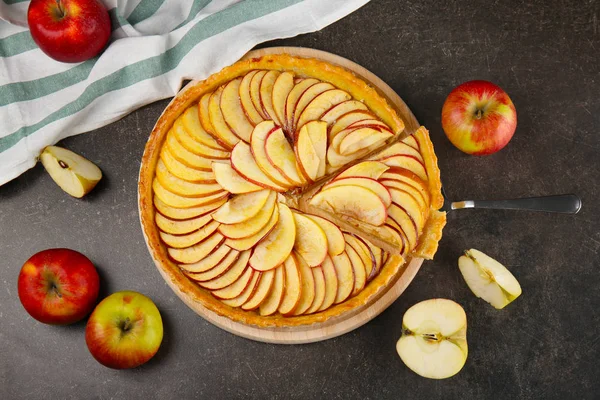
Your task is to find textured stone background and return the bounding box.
[1,0,599,399]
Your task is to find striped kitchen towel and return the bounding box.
[0,0,369,186]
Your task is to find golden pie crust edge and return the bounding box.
[138,54,444,328]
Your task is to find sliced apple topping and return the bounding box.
[153,179,227,209]
[321,100,368,125]
[310,185,388,226]
[168,232,225,264]
[339,127,394,156]
[212,161,262,194]
[160,220,220,249]
[271,72,294,128]
[278,253,302,315]
[259,265,285,316]
[172,119,230,159]
[251,121,294,187]
[376,155,428,182]
[181,105,227,151]
[217,269,258,304]
[165,129,214,170]
[40,145,102,198]
[221,77,254,142]
[305,266,326,314]
[212,189,271,224]
[329,110,375,139]
[296,120,327,181]
[345,244,366,296]
[239,70,264,125]
[292,254,316,315]
[218,191,276,239]
[155,213,213,235]
[250,70,269,120]
[259,70,281,123]
[284,78,319,136]
[249,203,296,272]
[324,177,392,208]
[396,299,468,379]
[317,256,339,311]
[458,249,522,309]
[242,269,275,311]
[160,147,215,182]
[224,205,279,251]
[230,142,287,192]
[292,82,335,131]
[296,89,351,129]
[331,252,354,304]
[185,249,240,282]
[335,161,389,180]
[304,214,345,257]
[155,160,221,197]
[208,88,242,148]
[264,127,305,186]
[154,196,227,220]
[200,250,251,291]
[292,211,328,267]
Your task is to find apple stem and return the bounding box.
[55,0,66,18]
[49,282,62,298]
[475,109,484,119]
[58,160,69,169]
[120,317,132,333]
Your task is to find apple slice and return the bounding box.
[307,120,328,178]
[160,220,220,249]
[373,141,424,163]
[259,265,285,316]
[339,127,393,155]
[209,265,254,299]
[296,89,351,129]
[304,214,345,257]
[242,269,276,311]
[259,70,281,122]
[271,72,294,128]
[292,211,328,267]
[326,146,371,169]
[168,232,225,264]
[458,249,522,309]
[239,70,264,125]
[212,161,262,194]
[381,179,428,210]
[310,185,388,226]
[165,130,213,170]
[347,119,392,131]
[304,266,326,314]
[329,110,375,138]
[317,256,339,311]
[380,167,430,206]
[292,82,335,130]
[181,105,226,151]
[284,78,319,136]
[344,233,375,279]
[230,142,287,192]
[389,188,426,232]
[224,204,279,251]
[345,245,366,296]
[185,248,239,281]
[383,221,406,256]
[156,160,222,198]
[324,177,392,207]
[388,204,417,251]
[40,146,102,198]
[250,121,294,187]
[377,155,428,182]
[332,252,354,304]
[402,135,420,150]
[218,191,276,239]
[172,119,230,159]
[200,250,251,291]
[295,123,321,182]
[249,204,296,271]
[153,179,227,209]
[264,127,305,186]
[292,254,316,315]
[221,271,261,307]
[221,77,254,142]
[179,245,233,273]
[212,189,271,224]
[160,147,215,182]
[362,238,383,281]
[250,70,269,119]
[321,100,368,125]
[155,213,212,235]
[208,88,241,148]
[335,161,389,180]
[154,196,226,220]
[278,254,302,315]
[396,299,468,379]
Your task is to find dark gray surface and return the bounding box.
[1,0,599,399]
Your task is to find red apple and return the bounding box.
[85,291,163,369]
[27,0,111,63]
[18,248,100,325]
[441,80,517,155]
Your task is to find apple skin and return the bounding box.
[18,248,100,325]
[28,0,111,63]
[85,291,163,369]
[441,80,517,155]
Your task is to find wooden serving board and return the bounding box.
[147,47,424,344]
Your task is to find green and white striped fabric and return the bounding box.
[0,0,368,185]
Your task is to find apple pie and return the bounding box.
[139,54,446,327]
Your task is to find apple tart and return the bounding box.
[139,54,446,327]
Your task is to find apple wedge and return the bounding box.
[250,70,269,120]
[292,254,316,315]
[259,265,285,316]
[296,89,351,129]
[156,160,222,198]
[332,252,354,304]
[242,269,276,311]
[251,121,294,187]
[154,196,226,220]
[304,214,345,257]
[305,266,326,314]
[259,70,281,122]
[185,248,239,281]
[317,256,339,312]
[292,82,335,130]
[181,105,226,151]
[230,142,287,192]
[377,155,428,182]
[278,253,302,315]
[208,88,241,148]
[249,204,296,271]
[310,185,388,226]
[160,147,215,182]
[321,100,368,125]
[345,244,366,296]
[165,130,214,170]
[396,299,468,379]
[458,249,522,309]
[40,145,102,198]
[218,191,276,239]
[212,189,271,224]
[153,179,228,209]
[168,232,225,264]
[212,161,262,194]
[271,72,294,127]
[339,127,393,156]
[292,211,328,267]
[155,213,212,235]
[160,220,220,249]
[284,78,319,136]
[221,271,261,307]
[264,127,305,186]
[221,77,254,142]
[172,119,230,159]
[224,205,279,251]
[324,177,392,208]
[200,250,251,291]
[179,245,234,274]
[335,161,389,180]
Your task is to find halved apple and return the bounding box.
[292,211,328,267]
[377,155,428,182]
[321,100,368,125]
[160,147,215,182]
[251,121,294,187]
[339,127,393,156]
[292,82,335,130]
[179,245,234,274]
[249,204,296,271]
[240,70,264,125]
[264,127,304,186]
[212,161,262,194]
[345,245,366,296]
[332,252,354,304]
[40,146,102,198]
[278,253,302,315]
[165,130,214,170]
[291,254,316,315]
[396,299,468,379]
[221,77,254,142]
[155,212,212,235]
[172,119,230,159]
[156,160,222,198]
[209,87,241,148]
[242,269,275,311]
[458,249,522,309]
[259,70,281,122]
[154,196,227,220]
[305,267,326,314]
[318,256,339,312]
[304,214,345,257]
[153,179,227,209]
[324,177,392,207]
[185,248,239,281]
[230,142,287,192]
[212,189,271,224]
[221,271,261,307]
[181,105,226,150]
[218,191,276,239]
[200,250,251,291]
[344,233,375,279]
[374,141,424,163]
[296,89,351,129]
[160,220,220,249]
[335,161,389,180]
[168,232,225,264]
[271,72,294,128]
[259,265,285,316]
[224,205,279,251]
[310,185,388,226]
[250,70,269,120]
